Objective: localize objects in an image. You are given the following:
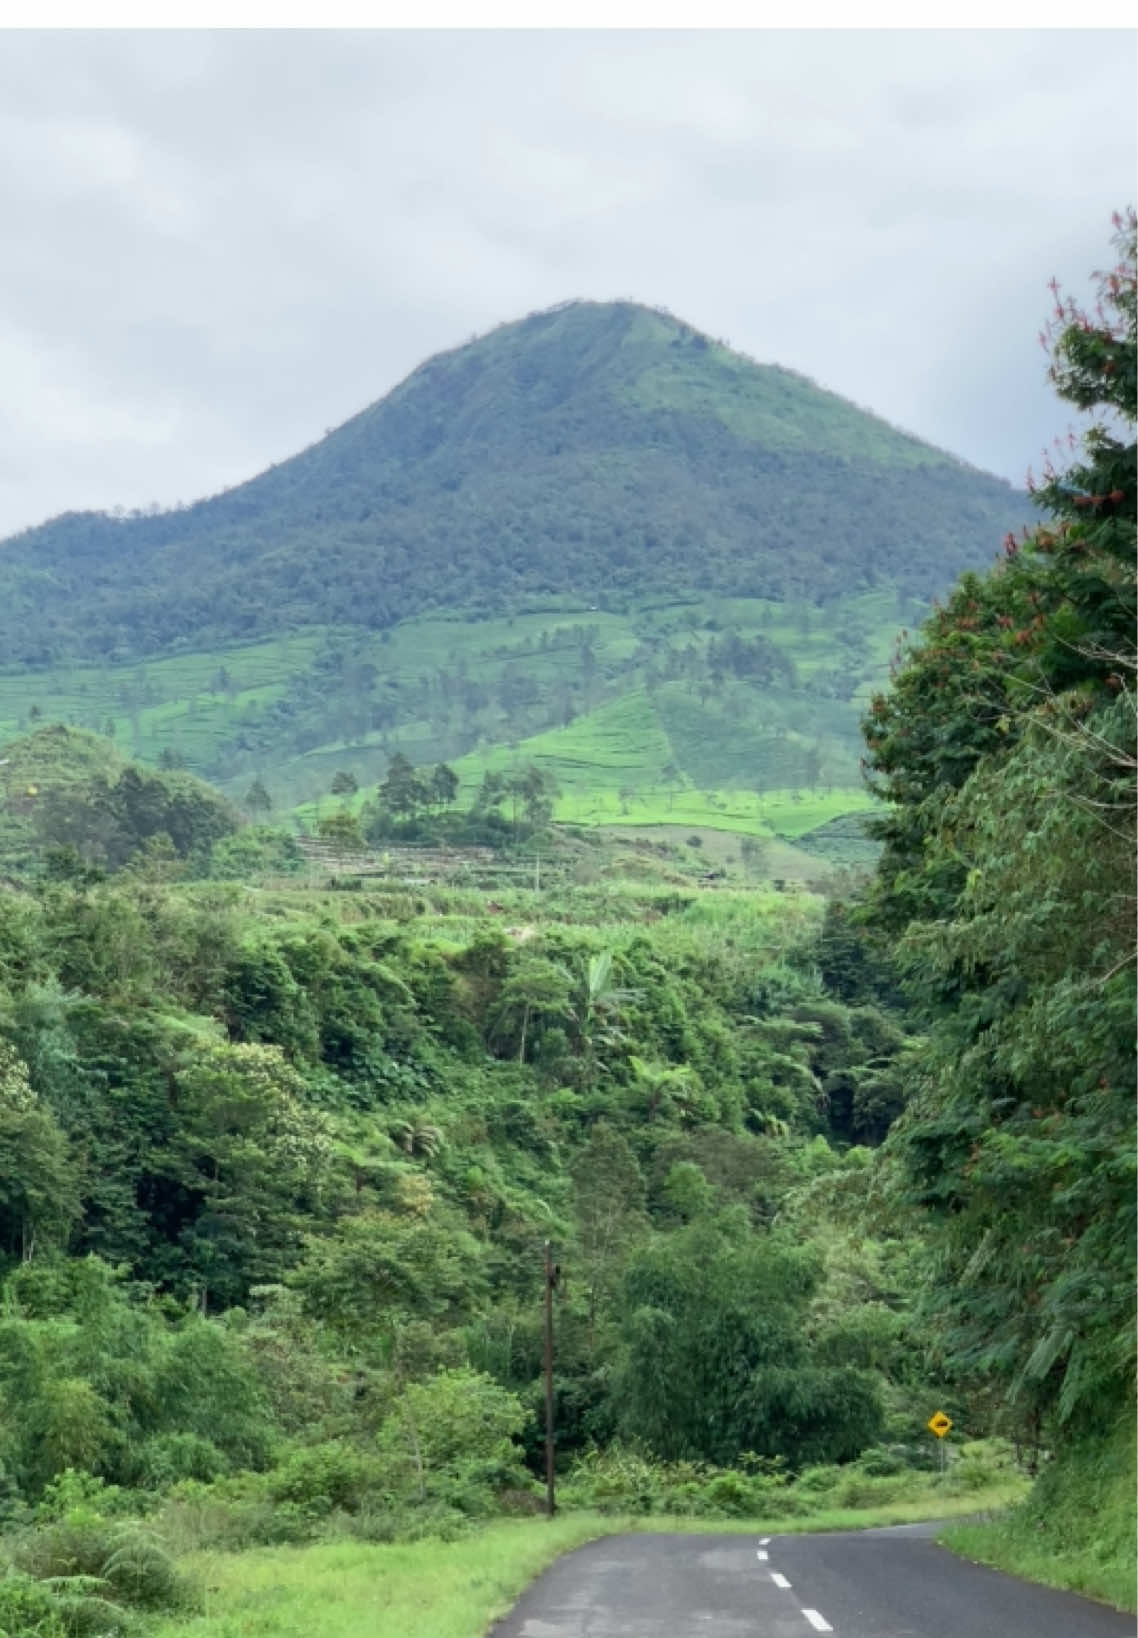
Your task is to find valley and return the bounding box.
[0,243,1132,1638]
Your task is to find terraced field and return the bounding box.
[0,590,900,849]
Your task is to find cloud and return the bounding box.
[0,28,1132,539]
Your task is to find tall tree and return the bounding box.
[863,214,1136,1437]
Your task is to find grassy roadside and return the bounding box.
[941,1519,1136,1614]
[940,1420,1138,1613]
[149,1485,1025,1638]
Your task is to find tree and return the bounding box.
[330,770,358,798]
[159,1041,333,1309]
[739,835,769,878]
[570,951,640,1070]
[379,753,425,819]
[377,1368,529,1508]
[292,1209,487,1348]
[489,955,575,1063]
[429,763,459,810]
[627,1055,698,1123]
[244,778,272,817]
[0,1043,79,1260]
[864,215,1136,1436]
[570,1123,648,1347]
[504,764,559,832]
[611,1217,883,1466]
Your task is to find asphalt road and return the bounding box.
[490,1521,1136,1638]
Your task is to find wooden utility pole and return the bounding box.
[544,1239,557,1518]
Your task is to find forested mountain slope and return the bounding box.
[0,304,1031,815]
[0,301,1028,664]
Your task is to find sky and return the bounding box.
[0,27,1134,541]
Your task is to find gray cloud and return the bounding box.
[0,28,1133,538]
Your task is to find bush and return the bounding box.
[854,1444,909,1477]
[562,1447,663,1514]
[700,1471,761,1517]
[155,1476,314,1554]
[0,1572,67,1638]
[375,1368,530,1515]
[794,1464,842,1494]
[268,1443,379,1514]
[942,1439,1019,1495]
[137,1434,230,1489]
[10,1519,194,1615]
[12,1520,122,1585]
[833,1472,903,1509]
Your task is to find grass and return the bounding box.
[597,825,837,882]
[147,1486,1025,1638]
[148,1518,612,1638]
[942,1519,1136,1614]
[553,786,877,838]
[446,683,878,840]
[940,1419,1137,1613]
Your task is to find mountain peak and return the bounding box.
[0,302,1027,665]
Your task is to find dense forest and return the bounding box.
[858,213,1137,1575]
[0,225,1132,1635]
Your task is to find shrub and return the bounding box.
[854,1444,909,1477]
[99,1531,184,1610]
[155,1477,314,1554]
[561,1446,662,1514]
[268,1443,378,1514]
[137,1434,230,1489]
[700,1471,759,1517]
[794,1464,842,1494]
[833,1472,903,1509]
[0,1572,67,1638]
[11,1520,197,1617]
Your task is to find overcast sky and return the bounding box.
[0,28,1133,541]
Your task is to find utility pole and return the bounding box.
[544,1239,557,1518]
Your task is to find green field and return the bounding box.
[0,590,901,835]
[447,685,877,838]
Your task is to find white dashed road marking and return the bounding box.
[802,1611,833,1633]
[770,1572,792,1589]
[756,1549,768,1561]
[758,1537,771,1545]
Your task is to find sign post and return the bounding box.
[927,1410,952,1476]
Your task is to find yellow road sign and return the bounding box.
[927,1411,952,1438]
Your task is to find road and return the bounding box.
[490,1521,1135,1638]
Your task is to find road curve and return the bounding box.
[489,1521,1135,1638]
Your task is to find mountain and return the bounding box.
[0,301,1033,829]
[2,301,1026,662]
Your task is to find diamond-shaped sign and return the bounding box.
[927,1411,952,1438]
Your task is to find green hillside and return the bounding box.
[0,723,239,875]
[0,301,1031,826]
[445,688,876,840]
[0,589,908,827]
[1,301,1028,662]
